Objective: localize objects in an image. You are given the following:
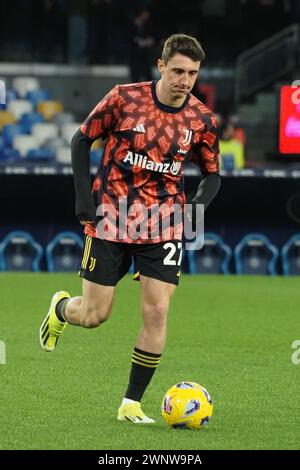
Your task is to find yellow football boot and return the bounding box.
[118,401,155,424]
[39,291,70,352]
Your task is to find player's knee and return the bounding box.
[143,303,168,330]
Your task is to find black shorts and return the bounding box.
[79,236,182,286]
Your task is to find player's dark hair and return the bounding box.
[161,34,205,64]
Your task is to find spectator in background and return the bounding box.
[128,8,155,82]
[215,113,224,127]
[220,121,245,170]
[228,114,247,146]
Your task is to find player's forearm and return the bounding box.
[71,129,96,221]
[191,173,221,210]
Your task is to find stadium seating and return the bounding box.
[31,123,59,145]
[90,148,104,166]
[61,123,81,145]
[2,124,27,146]
[55,146,71,164]
[234,233,278,275]
[91,138,102,150]
[0,78,78,166]
[37,101,63,121]
[12,135,39,157]
[27,148,55,161]
[0,231,43,272]
[281,234,300,275]
[52,112,75,126]
[3,88,19,104]
[0,111,16,131]
[0,147,21,161]
[27,89,51,106]
[12,77,40,98]
[187,232,232,274]
[20,112,45,132]
[8,99,33,120]
[43,136,67,152]
[46,232,83,272]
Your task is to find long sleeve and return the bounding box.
[190,112,221,210]
[71,86,121,221]
[71,129,96,221]
[191,173,221,210]
[192,112,220,175]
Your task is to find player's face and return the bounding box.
[158,53,200,101]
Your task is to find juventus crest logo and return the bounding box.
[88,257,96,272]
[182,129,192,146]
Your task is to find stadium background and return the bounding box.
[0,0,300,452]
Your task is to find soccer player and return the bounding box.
[39,34,221,423]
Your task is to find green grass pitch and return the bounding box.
[0,273,299,450]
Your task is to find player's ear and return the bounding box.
[157,58,164,74]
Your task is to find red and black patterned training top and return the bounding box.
[81,80,219,243]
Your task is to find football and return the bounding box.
[161,381,213,429]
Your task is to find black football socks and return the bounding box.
[55,298,69,322]
[125,347,161,402]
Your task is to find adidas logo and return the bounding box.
[133,124,146,133]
